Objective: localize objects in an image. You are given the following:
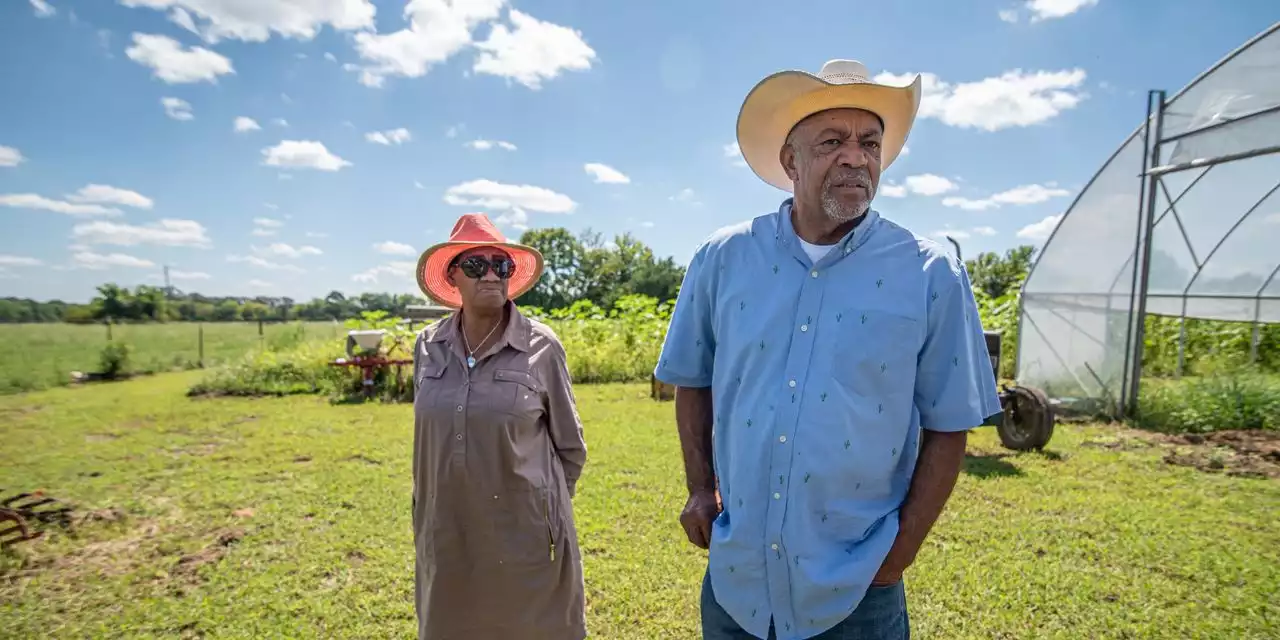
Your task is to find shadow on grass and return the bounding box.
[963,452,1024,478]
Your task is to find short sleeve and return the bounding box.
[654,243,716,388]
[914,260,1002,432]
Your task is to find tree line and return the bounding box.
[0,228,691,323]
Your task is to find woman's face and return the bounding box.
[448,246,515,312]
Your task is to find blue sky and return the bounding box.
[1,0,1277,303]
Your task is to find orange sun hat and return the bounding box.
[415,213,545,309]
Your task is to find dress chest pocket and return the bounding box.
[831,308,921,398]
[414,360,449,408]
[492,369,543,417]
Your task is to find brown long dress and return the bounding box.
[412,302,588,640]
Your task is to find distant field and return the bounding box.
[0,322,344,395]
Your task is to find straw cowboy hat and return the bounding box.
[416,213,545,309]
[737,59,923,192]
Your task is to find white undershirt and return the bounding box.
[797,237,836,264]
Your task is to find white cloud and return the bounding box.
[639,221,655,229]
[125,33,235,84]
[227,254,303,273]
[0,255,43,267]
[0,194,122,217]
[723,142,748,168]
[248,279,273,288]
[1029,0,1098,22]
[466,139,516,151]
[472,9,596,90]
[366,128,412,145]
[444,179,576,214]
[973,226,998,236]
[305,231,329,238]
[998,8,1019,22]
[30,0,56,18]
[272,118,289,127]
[253,242,321,258]
[374,241,416,256]
[874,68,1087,131]
[352,260,416,284]
[73,219,211,247]
[0,146,25,167]
[73,251,156,270]
[252,228,277,237]
[66,184,154,209]
[352,0,505,88]
[161,96,194,120]
[932,229,971,240]
[262,203,279,210]
[118,0,376,43]
[261,140,352,171]
[904,174,958,196]
[324,52,337,62]
[414,180,425,190]
[253,216,284,229]
[234,116,261,132]
[278,173,294,180]
[445,125,462,138]
[170,269,211,280]
[879,182,908,198]
[1017,214,1063,241]
[670,188,701,205]
[942,183,1072,211]
[584,163,630,184]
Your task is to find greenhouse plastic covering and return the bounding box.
[1016,22,1280,416]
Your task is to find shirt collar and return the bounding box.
[775,197,881,265]
[427,300,532,354]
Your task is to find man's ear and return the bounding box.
[779,144,797,181]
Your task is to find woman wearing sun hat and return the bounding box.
[410,212,588,640]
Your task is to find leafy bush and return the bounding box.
[1137,372,1280,433]
[526,294,671,384]
[188,340,350,398]
[99,342,131,379]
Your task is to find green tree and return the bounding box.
[965,245,1036,300]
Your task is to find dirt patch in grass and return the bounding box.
[172,527,245,580]
[1156,430,1280,479]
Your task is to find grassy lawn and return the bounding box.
[0,322,344,395]
[1,374,1278,639]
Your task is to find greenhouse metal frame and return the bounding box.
[1016,21,1280,419]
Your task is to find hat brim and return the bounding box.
[415,240,545,309]
[736,71,923,192]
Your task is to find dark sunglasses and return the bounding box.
[450,254,517,280]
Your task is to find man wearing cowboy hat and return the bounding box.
[654,60,1001,639]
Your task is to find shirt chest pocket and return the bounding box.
[415,360,449,407]
[831,308,921,399]
[491,368,543,417]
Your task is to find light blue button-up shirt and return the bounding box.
[654,199,1001,640]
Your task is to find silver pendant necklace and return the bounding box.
[460,314,502,369]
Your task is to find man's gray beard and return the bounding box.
[820,187,873,223]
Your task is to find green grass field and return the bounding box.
[0,322,344,395]
[1,373,1277,638]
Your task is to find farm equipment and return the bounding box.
[0,490,74,548]
[981,331,1056,451]
[328,329,414,399]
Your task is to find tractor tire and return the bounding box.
[997,385,1055,451]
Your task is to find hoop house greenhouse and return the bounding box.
[1016,21,1280,419]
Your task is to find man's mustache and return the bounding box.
[824,169,872,189]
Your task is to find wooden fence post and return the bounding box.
[198,324,205,368]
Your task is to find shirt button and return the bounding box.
[800,324,808,332]
[455,434,463,441]
[771,543,779,550]
[779,435,787,443]
[844,246,852,255]
[773,492,781,499]
[788,379,796,388]
[455,405,463,412]
[810,270,819,278]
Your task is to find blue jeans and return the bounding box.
[700,569,910,640]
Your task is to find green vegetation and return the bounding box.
[1138,372,1280,433]
[1,374,1277,638]
[0,321,342,395]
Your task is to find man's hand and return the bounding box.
[679,489,722,549]
[870,560,906,587]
